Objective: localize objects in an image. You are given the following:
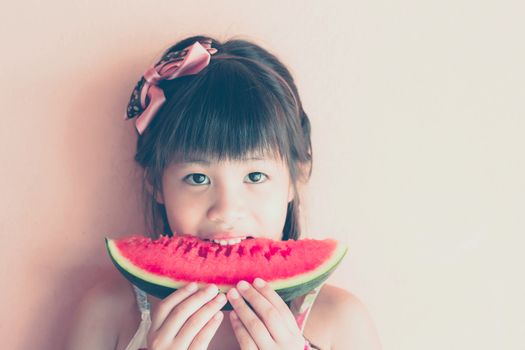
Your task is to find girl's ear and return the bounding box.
[297,161,311,185]
[288,184,295,203]
[287,161,311,203]
[154,189,165,204]
[144,171,165,204]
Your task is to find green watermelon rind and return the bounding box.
[105,237,348,310]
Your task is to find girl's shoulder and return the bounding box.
[64,273,140,350]
[306,283,382,349]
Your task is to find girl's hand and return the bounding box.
[227,278,306,350]
[147,283,227,350]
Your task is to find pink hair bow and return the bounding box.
[125,39,218,135]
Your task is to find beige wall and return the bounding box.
[1,0,524,349]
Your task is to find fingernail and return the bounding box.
[229,288,239,299]
[186,282,198,292]
[206,284,218,294]
[215,293,226,303]
[237,280,249,291]
[253,278,266,288]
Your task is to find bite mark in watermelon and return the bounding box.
[105,234,348,310]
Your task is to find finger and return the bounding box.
[150,282,200,332]
[156,284,219,340]
[227,287,274,347]
[253,278,301,334]
[229,311,258,350]
[235,280,291,341]
[174,293,227,349]
[188,310,224,350]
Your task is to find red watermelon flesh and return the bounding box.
[106,234,348,305]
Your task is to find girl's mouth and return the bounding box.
[203,236,254,246]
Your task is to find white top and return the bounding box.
[124,285,151,350]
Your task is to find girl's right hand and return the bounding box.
[147,283,227,350]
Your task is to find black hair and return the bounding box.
[132,35,313,241]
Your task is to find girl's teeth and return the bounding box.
[211,237,245,245]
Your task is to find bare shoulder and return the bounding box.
[64,274,137,350]
[307,284,383,350]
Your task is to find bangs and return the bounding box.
[155,59,296,168]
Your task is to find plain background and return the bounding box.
[1,0,523,349]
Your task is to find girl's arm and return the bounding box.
[64,280,125,350]
[329,289,382,350]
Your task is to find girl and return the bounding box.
[66,35,382,350]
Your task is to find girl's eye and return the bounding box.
[184,173,210,185]
[246,172,268,183]
[183,172,268,186]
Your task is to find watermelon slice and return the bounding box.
[105,234,348,310]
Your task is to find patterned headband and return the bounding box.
[124,39,218,135]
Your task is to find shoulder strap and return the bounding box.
[132,285,151,313]
[289,284,323,333]
[125,285,151,350]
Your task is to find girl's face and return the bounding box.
[155,152,295,242]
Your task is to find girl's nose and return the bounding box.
[207,185,245,226]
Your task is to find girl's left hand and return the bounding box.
[226,278,306,350]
